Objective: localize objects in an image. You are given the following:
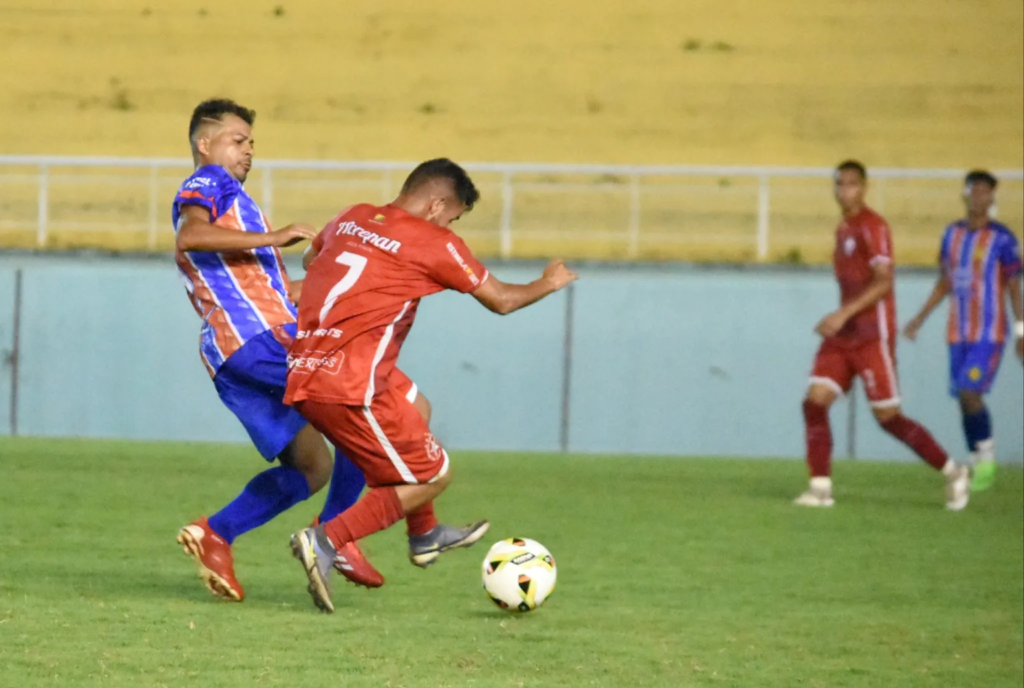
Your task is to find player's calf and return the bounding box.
[794,395,835,497]
[877,412,948,472]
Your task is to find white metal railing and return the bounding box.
[1,156,1021,260]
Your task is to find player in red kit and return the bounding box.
[794,160,970,510]
[285,159,578,612]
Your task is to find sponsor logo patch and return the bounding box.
[296,328,343,340]
[287,350,345,375]
[184,176,214,189]
[446,242,480,285]
[335,221,401,254]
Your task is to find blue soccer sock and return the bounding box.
[208,465,311,544]
[319,448,366,523]
[961,407,992,453]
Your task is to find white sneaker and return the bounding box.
[794,477,834,507]
[944,462,970,511]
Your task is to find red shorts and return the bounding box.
[294,370,447,488]
[810,337,901,408]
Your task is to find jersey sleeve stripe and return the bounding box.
[176,190,220,219]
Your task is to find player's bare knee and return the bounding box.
[281,452,331,494]
[958,392,983,416]
[805,384,837,409]
[872,405,901,425]
[431,466,452,493]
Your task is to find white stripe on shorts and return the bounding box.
[362,406,418,484]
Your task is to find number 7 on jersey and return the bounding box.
[319,251,368,324]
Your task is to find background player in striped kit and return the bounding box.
[904,170,1024,492]
[794,160,970,509]
[171,99,374,601]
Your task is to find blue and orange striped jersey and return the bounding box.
[172,164,297,377]
[940,220,1022,344]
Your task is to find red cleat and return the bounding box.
[311,516,384,588]
[333,540,385,588]
[176,517,245,602]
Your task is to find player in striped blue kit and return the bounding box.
[172,99,376,600]
[904,170,1024,492]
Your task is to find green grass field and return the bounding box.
[1,437,1021,688]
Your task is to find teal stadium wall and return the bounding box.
[0,254,1021,464]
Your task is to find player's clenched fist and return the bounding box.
[271,223,318,247]
[542,259,578,290]
[902,317,923,342]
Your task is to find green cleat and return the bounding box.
[970,460,997,493]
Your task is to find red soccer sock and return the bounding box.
[405,502,438,537]
[803,399,833,478]
[323,486,405,548]
[880,415,948,471]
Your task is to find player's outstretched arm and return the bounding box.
[903,272,952,341]
[472,259,578,315]
[175,205,317,253]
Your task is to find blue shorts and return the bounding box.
[948,341,1005,397]
[213,323,308,460]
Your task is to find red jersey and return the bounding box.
[832,206,897,344]
[284,203,489,406]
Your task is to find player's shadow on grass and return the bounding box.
[745,481,941,511]
[64,566,339,614]
[64,567,207,601]
[462,609,544,623]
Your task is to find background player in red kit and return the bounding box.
[286,159,578,612]
[794,160,970,510]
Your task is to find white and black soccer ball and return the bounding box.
[481,538,557,613]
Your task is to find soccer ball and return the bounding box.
[481,538,557,613]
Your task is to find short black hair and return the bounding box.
[188,98,256,144]
[964,169,997,190]
[401,158,480,211]
[835,159,867,181]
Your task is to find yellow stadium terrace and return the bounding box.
[0,156,1021,266]
[3,0,1021,264]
